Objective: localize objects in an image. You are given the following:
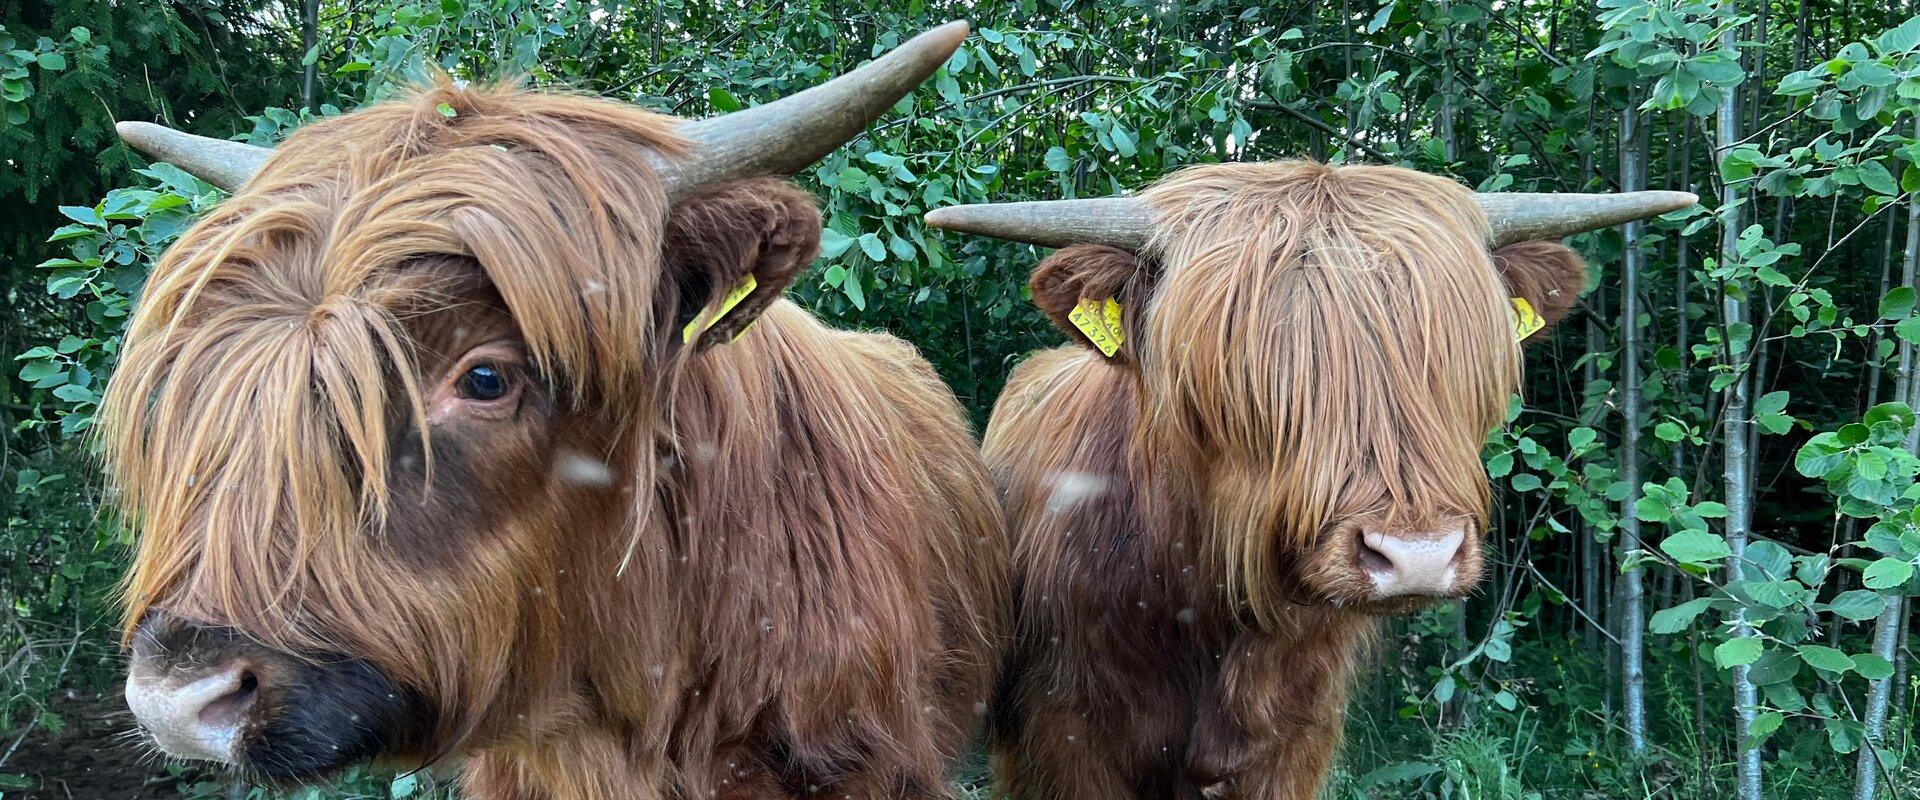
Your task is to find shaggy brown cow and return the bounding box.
[925,161,1693,800]
[104,23,1009,799]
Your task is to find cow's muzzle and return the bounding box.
[126,613,426,781]
[1355,525,1471,598]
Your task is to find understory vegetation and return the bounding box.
[5,0,1920,798]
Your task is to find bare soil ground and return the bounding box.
[3,692,225,800]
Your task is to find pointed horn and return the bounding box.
[658,21,969,198]
[1480,191,1698,247]
[923,198,1154,250]
[115,121,272,192]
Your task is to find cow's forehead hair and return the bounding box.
[1129,161,1520,629]
[99,79,688,660]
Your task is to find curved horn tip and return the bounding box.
[1665,190,1702,210]
[923,19,971,49]
[115,120,164,148]
[923,207,964,228]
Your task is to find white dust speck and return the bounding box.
[555,450,616,487]
[1044,471,1106,513]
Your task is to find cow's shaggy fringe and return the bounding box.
[101,79,1006,798]
[986,161,1547,800]
[1139,161,1518,628]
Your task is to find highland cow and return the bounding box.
[105,23,1009,800]
[926,161,1693,800]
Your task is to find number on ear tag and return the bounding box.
[1511,296,1546,342]
[1069,297,1124,358]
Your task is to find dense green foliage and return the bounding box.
[9,0,1920,798]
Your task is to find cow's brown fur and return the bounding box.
[102,80,1007,799]
[984,161,1585,800]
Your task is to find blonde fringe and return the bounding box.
[1140,161,1519,627]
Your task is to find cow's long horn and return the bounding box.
[1480,191,1698,247]
[114,121,272,192]
[116,21,971,197]
[924,190,1700,250]
[657,20,970,196]
[923,198,1154,250]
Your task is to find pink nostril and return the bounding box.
[125,663,256,763]
[200,669,259,729]
[1355,531,1395,574]
[1360,528,1467,597]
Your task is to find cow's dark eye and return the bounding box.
[457,364,510,401]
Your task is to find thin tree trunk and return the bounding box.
[1618,102,1648,761]
[1855,118,1920,800]
[301,0,318,112]
[1893,600,1911,729]
[1717,18,1764,800]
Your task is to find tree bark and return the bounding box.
[1717,17,1764,800]
[1619,102,1649,760]
[1854,117,1920,800]
[301,0,318,112]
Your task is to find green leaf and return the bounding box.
[1715,636,1763,669]
[842,268,866,310]
[1863,557,1913,590]
[1861,161,1900,196]
[856,233,886,262]
[1883,287,1917,320]
[1777,70,1826,95]
[817,227,854,259]
[1798,644,1855,674]
[1366,2,1396,33]
[17,361,61,383]
[1635,495,1670,523]
[35,51,64,70]
[1510,473,1542,492]
[1662,531,1732,564]
[1568,427,1597,450]
[1853,653,1895,680]
[707,87,741,112]
[1044,146,1071,172]
[1826,589,1887,621]
[1754,390,1791,417]
[57,205,101,226]
[1649,597,1714,634]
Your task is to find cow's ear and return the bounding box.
[1492,240,1588,345]
[663,179,821,350]
[1029,244,1152,363]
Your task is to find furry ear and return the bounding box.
[1028,244,1152,362]
[663,179,821,350]
[1492,240,1589,345]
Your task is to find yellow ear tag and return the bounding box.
[682,274,758,344]
[1510,296,1545,342]
[1069,297,1124,358]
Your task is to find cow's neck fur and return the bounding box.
[462,301,1005,800]
[985,344,1377,800]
